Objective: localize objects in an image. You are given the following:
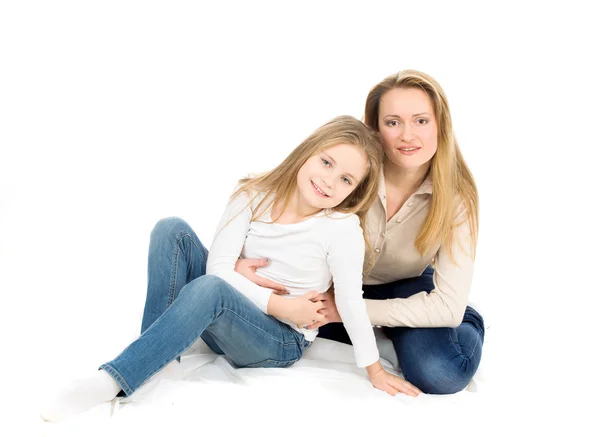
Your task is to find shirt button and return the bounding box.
[396,219,401,223]
[374,248,381,253]
[408,202,414,207]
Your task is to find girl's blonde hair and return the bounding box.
[364,70,479,259]
[233,115,383,264]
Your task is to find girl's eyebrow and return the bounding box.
[323,152,358,182]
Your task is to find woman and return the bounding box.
[237,70,484,394]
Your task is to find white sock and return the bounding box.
[40,369,121,423]
[126,360,183,402]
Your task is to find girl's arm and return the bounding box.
[206,190,274,313]
[327,215,421,397]
[326,214,379,368]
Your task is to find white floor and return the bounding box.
[31,332,495,437]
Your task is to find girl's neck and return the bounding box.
[383,158,430,194]
[271,189,322,224]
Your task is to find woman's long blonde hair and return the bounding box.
[232,115,383,262]
[365,70,479,259]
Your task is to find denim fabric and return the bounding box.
[101,217,310,397]
[318,266,485,394]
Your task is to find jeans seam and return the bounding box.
[447,328,480,360]
[466,331,482,359]
[99,364,133,396]
[169,231,207,307]
[447,328,463,356]
[244,357,298,368]
[168,235,181,307]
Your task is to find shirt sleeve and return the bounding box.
[327,215,380,368]
[206,189,273,313]
[365,206,475,328]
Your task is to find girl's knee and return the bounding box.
[181,275,232,306]
[152,217,189,237]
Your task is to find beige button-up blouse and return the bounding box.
[362,170,475,328]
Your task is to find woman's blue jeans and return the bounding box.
[99,217,311,397]
[318,266,485,394]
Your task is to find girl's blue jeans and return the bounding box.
[99,217,311,397]
[318,266,485,394]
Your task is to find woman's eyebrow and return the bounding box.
[384,112,432,118]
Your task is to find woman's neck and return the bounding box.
[383,158,430,194]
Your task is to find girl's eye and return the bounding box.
[342,177,352,185]
[321,158,331,167]
[416,118,429,125]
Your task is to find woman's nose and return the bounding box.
[401,124,415,142]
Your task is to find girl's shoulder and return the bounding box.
[320,210,361,231]
[323,210,359,220]
[230,175,269,205]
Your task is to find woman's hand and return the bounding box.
[367,361,421,397]
[268,291,325,328]
[306,287,341,329]
[234,258,288,295]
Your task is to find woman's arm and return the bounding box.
[365,209,475,328]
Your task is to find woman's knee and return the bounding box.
[395,327,481,395]
[404,359,473,394]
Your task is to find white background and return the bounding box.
[1,0,599,434]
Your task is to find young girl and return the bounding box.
[40,115,421,422]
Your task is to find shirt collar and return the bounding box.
[377,168,433,203]
[415,173,433,195]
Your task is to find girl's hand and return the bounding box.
[307,288,341,329]
[234,258,288,295]
[367,361,421,397]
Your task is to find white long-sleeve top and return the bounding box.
[206,188,379,368]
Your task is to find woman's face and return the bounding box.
[378,87,438,172]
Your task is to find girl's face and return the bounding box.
[378,87,438,171]
[296,143,368,211]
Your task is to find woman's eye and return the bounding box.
[321,158,331,167]
[387,120,400,127]
[416,118,428,125]
[342,177,352,185]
